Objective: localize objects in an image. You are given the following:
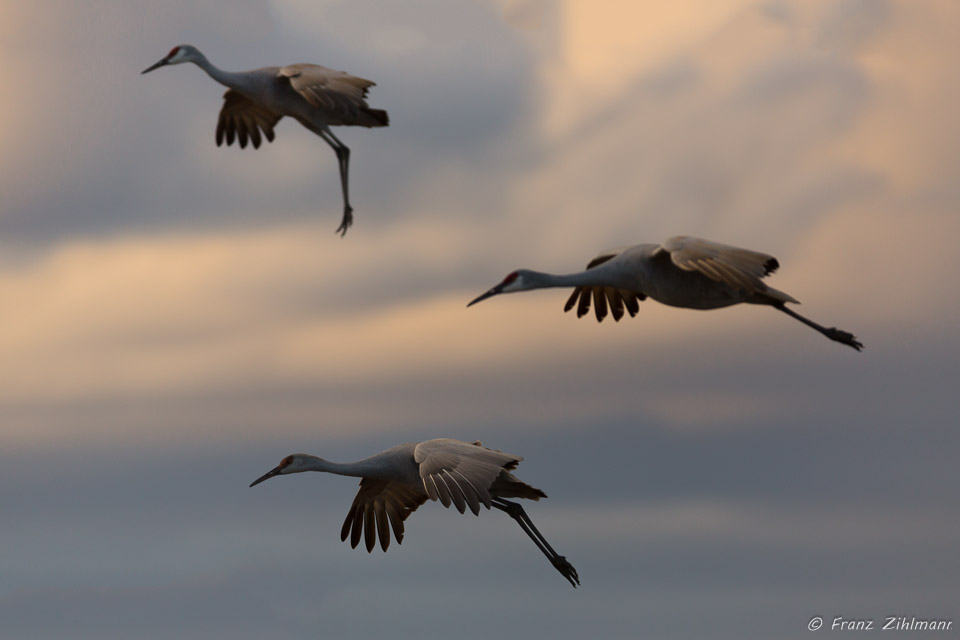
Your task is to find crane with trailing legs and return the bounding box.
[142,45,388,236]
[249,438,580,588]
[468,235,863,351]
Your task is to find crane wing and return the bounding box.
[340,478,428,553]
[279,64,387,126]
[656,235,788,297]
[414,439,521,516]
[563,248,647,323]
[215,90,283,150]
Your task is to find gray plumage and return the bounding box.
[250,438,579,587]
[468,235,863,350]
[142,45,388,236]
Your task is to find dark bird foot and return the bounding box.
[825,328,863,351]
[553,555,580,588]
[336,205,354,237]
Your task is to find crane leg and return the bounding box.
[491,497,580,588]
[774,303,863,351]
[319,129,353,237]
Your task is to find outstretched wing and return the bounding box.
[656,235,790,297]
[563,248,647,322]
[279,64,381,125]
[340,478,428,553]
[414,439,521,516]
[215,90,283,149]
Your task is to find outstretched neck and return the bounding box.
[521,268,625,290]
[191,53,254,93]
[302,455,391,479]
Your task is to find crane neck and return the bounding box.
[191,53,257,93]
[302,454,392,479]
[522,267,630,290]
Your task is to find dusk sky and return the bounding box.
[1,1,958,638]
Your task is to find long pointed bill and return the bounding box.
[467,284,505,307]
[249,465,283,487]
[141,59,169,74]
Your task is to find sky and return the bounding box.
[1,0,958,638]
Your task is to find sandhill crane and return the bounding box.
[468,235,863,350]
[249,438,580,587]
[142,45,389,236]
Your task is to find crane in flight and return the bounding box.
[142,45,388,236]
[468,235,863,350]
[249,438,580,587]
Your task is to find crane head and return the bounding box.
[141,45,200,74]
[249,454,311,487]
[467,270,530,307]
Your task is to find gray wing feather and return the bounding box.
[414,439,521,513]
[449,469,483,515]
[659,235,789,297]
[280,64,375,123]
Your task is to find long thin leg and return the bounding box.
[318,128,353,237]
[491,497,580,588]
[775,303,863,351]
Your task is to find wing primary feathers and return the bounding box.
[432,473,454,508]
[441,470,468,514]
[374,503,390,551]
[607,289,625,321]
[385,501,405,544]
[593,288,608,322]
[424,475,441,501]
[577,288,591,318]
[449,469,483,515]
[623,292,641,316]
[363,503,376,552]
[350,506,364,549]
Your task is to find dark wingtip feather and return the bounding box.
[764,257,780,275]
[622,291,641,318]
[363,505,376,553]
[576,289,591,318]
[593,288,608,322]
[375,506,390,552]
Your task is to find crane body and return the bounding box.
[468,235,862,350]
[250,438,580,588]
[143,45,388,236]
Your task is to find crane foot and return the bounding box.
[826,327,863,351]
[553,555,580,588]
[335,205,354,237]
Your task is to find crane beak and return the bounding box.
[141,58,169,74]
[249,465,283,488]
[467,284,505,307]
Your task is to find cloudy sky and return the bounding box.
[1,0,958,638]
